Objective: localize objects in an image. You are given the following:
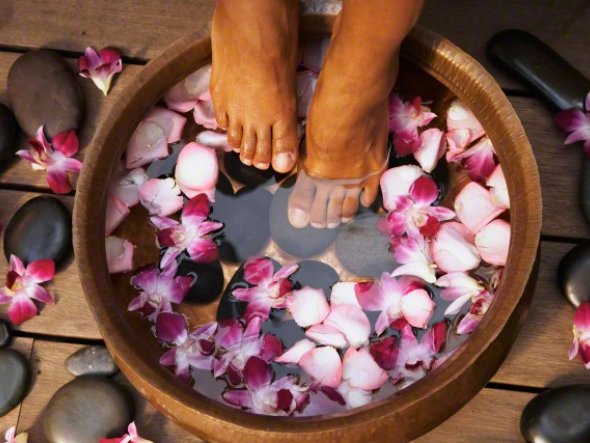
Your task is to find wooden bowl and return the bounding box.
[74,19,542,443]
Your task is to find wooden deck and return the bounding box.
[0,1,589,441]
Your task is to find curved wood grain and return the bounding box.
[74,22,542,443]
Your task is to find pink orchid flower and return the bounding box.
[126,107,186,169]
[392,322,446,384]
[175,142,219,200]
[231,257,299,321]
[445,99,486,161]
[454,181,505,234]
[128,261,192,322]
[388,93,436,156]
[555,92,590,157]
[222,356,309,415]
[355,273,435,335]
[105,236,135,273]
[151,193,223,269]
[164,64,211,113]
[138,177,184,217]
[436,272,486,317]
[475,219,511,267]
[390,235,437,284]
[456,291,494,335]
[3,426,27,443]
[99,421,153,443]
[414,127,447,173]
[0,255,55,325]
[286,286,331,328]
[213,317,283,382]
[380,165,426,212]
[486,164,510,209]
[431,221,481,274]
[449,136,497,181]
[382,175,455,240]
[569,302,590,368]
[78,46,122,96]
[157,312,218,382]
[370,336,399,370]
[16,126,82,194]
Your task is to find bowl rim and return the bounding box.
[74,22,542,441]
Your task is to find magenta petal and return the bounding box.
[175,143,218,199]
[574,302,590,332]
[155,312,188,345]
[243,356,272,390]
[454,182,504,234]
[342,347,388,391]
[370,336,399,370]
[286,286,330,328]
[139,178,183,217]
[475,219,511,266]
[380,165,425,212]
[105,236,135,273]
[456,313,481,335]
[7,294,38,325]
[105,195,130,236]
[261,334,284,361]
[409,175,439,206]
[26,259,55,283]
[305,324,348,348]
[187,237,218,263]
[555,107,587,133]
[181,193,211,224]
[25,284,54,304]
[273,263,299,280]
[243,258,274,285]
[52,129,79,157]
[431,222,481,273]
[456,136,497,181]
[299,346,343,388]
[223,389,253,409]
[428,321,447,353]
[275,339,316,364]
[323,304,371,348]
[46,167,73,194]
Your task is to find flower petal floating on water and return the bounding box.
[152,193,222,268]
[275,339,316,365]
[105,236,135,273]
[380,165,425,212]
[175,142,218,200]
[129,261,192,322]
[342,347,388,391]
[105,194,130,236]
[355,274,434,334]
[139,177,184,217]
[454,181,504,234]
[299,346,343,388]
[450,136,497,182]
[555,92,590,158]
[486,164,510,209]
[164,64,211,113]
[111,167,148,208]
[329,281,361,308]
[305,324,348,348]
[390,235,437,284]
[17,126,82,194]
[436,272,485,316]
[456,291,494,335]
[78,46,122,96]
[475,219,511,267]
[388,94,436,156]
[286,286,330,328]
[0,255,55,325]
[414,128,447,173]
[370,336,399,370]
[323,303,371,348]
[232,257,298,321]
[431,221,481,274]
[570,301,590,369]
[445,99,485,160]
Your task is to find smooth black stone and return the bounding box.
[0,349,30,417]
[581,158,590,226]
[177,256,224,304]
[520,385,590,443]
[65,345,118,377]
[335,213,397,278]
[558,242,590,307]
[4,196,72,267]
[43,376,134,443]
[0,104,19,171]
[8,49,84,138]
[223,151,286,187]
[269,176,339,257]
[212,187,272,263]
[0,321,11,348]
[217,258,280,321]
[292,260,339,295]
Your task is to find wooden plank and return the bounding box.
[0,51,142,189]
[415,388,533,442]
[0,338,34,435]
[17,341,198,442]
[0,190,100,339]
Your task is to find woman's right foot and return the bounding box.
[210,0,300,173]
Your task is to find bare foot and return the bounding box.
[210,0,300,173]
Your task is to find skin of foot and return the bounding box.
[210,0,300,173]
[288,0,425,229]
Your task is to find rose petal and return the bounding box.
[112,168,148,207]
[144,107,186,144]
[175,142,218,199]
[475,219,511,266]
[401,289,435,329]
[486,164,510,209]
[105,236,135,273]
[105,195,130,236]
[323,304,371,348]
[126,121,169,169]
[380,165,426,212]
[193,100,218,130]
[330,281,361,307]
[286,287,330,328]
[446,100,485,145]
[454,182,504,234]
[195,130,232,153]
[139,178,184,217]
[431,222,481,273]
[414,128,446,173]
[305,324,349,348]
[299,346,343,388]
[275,339,316,364]
[342,347,388,391]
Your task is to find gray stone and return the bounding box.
[43,376,134,443]
[558,241,590,307]
[0,348,30,417]
[65,345,118,377]
[0,321,11,348]
[8,49,84,138]
[0,104,19,171]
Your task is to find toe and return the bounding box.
[271,118,299,173]
[342,188,361,222]
[288,173,316,228]
[326,187,346,229]
[227,120,243,152]
[360,175,381,207]
[240,127,257,166]
[214,105,229,130]
[253,126,272,170]
[309,186,330,229]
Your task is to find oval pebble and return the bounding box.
[0,349,30,417]
[0,104,19,171]
[558,242,590,307]
[65,345,118,377]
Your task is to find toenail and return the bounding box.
[275,152,294,171]
[341,217,353,224]
[327,222,341,229]
[242,157,253,166]
[288,208,309,228]
[255,162,270,170]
